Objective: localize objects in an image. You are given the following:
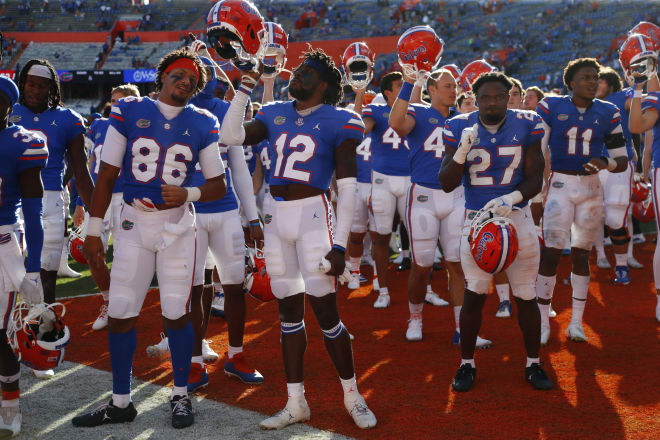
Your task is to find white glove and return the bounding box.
[319,258,353,285]
[453,123,479,164]
[20,272,43,306]
[414,70,429,89]
[483,191,523,218]
[190,39,207,54]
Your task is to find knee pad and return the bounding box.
[607,226,630,245]
[160,293,188,321]
[511,284,536,301]
[304,275,336,297]
[281,320,305,335]
[108,291,139,319]
[543,228,569,250]
[321,321,345,340]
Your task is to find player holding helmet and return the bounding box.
[439,72,552,392]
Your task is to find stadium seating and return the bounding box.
[14,42,104,70]
[103,41,182,70]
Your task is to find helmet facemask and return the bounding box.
[208,26,265,72]
[345,60,373,90]
[627,56,657,84]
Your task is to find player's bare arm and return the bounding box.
[68,133,95,207]
[516,140,544,201]
[83,161,119,270]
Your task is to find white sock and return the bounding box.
[526,357,540,368]
[287,382,305,399]
[496,284,510,303]
[536,274,556,328]
[101,290,109,302]
[570,273,590,325]
[171,386,187,399]
[379,286,389,296]
[112,393,131,408]
[454,306,461,330]
[227,345,243,359]
[340,376,358,398]
[614,253,628,267]
[409,301,423,319]
[426,284,434,293]
[460,358,475,368]
[349,257,360,271]
[0,399,18,408]
[538,303,550,328]
[401,250,410,258]
[191,355,203,366]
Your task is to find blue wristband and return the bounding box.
[249,219,260,226]
[332,244,346,253]
[398,81,414,101]
[22,198,44,273]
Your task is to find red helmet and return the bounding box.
[632,195,655,222]
[68,226,87,265]
[206,0,266,71]
[468,209,519,274]
[244,247,274,302]
[619,34,658,85]
[629,21,660,51]
[397,26,444,78]
[342,42,375,89]
[263,22,288,78]
[441,63,462,80]
[631,180,651,203]
[7,302,70,371]
[458,59,496,92]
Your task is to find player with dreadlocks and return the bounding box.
[221,47,377,430]
[11,59,94,380]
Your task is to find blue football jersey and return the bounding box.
[255,101,364,190]
[0,125,48,226]
[362,103,410,176]
[11,105,85,191]
[642,92,660,169]
[253,140,272,185]
[407,104,454,189]
[537,96,623,172]
[109,97,220,206]
[603,88,634,160]
[186,97,238,214]
[443,109,545,211]
[355,136,372,184]
[88,117,123,194]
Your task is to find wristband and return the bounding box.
[87,217,103,237]
[601,156,617,171]
[398,81,414,101]
[332,244,346,253]
[185,187,201,202]
[633,89,643,99]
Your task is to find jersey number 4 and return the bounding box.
[131,137,193,185]
[467,146,522,186]
[273,133,317,183]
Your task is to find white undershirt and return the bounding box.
[156,99,184,120]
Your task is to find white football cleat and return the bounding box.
[146,332,170,359]
[405,317,423,342]
[0,406,21,437]
[201,339,219,363]
[259,397,311,430]
[632,233,646,244]
[540,324,550,345]
[92,303,109,331]
[347,272,360,290]
[424,291,449,306]
[476,335,492,349]
[628,256,643,269]
[566,323,587,342]
[549,307,557,318]
[373,293,390,309]
[32,369,54,380]
[596,256,611,269]
[360,255,374,267]
[344,394,376,429]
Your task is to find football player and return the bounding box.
[80,83,140,331]
[524,86,545,111]
[12,59,94,379]
[72,48,226,429]
[457,92,477,113]
[535,58,628,345]
[507,77,524,110]
[362,71,410,309]
[389,69,492,348]
[220,47,377,430]
[439,71,553,392]
[0,77,48,436]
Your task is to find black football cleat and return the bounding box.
[525,363,554,390]
[396,257,411,271]
[171,395,194,429]
[452,364,476,392]
[72,399,137,427]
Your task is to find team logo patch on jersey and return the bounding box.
[264,214,273,224]
[467,211,477,220]
[383,112,390,118]
[429,118,439,125]
[274,116,286,125]
[0,233,10,245]
[8,115,21,123]
[122,220,134,230]
[558,114,568,121]
[136,119,151,128]
[375,178,384,184]
[417,195,428,202]
[552,181,564,188]
[295,118,304,126]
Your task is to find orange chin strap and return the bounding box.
[165,58,200,82]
